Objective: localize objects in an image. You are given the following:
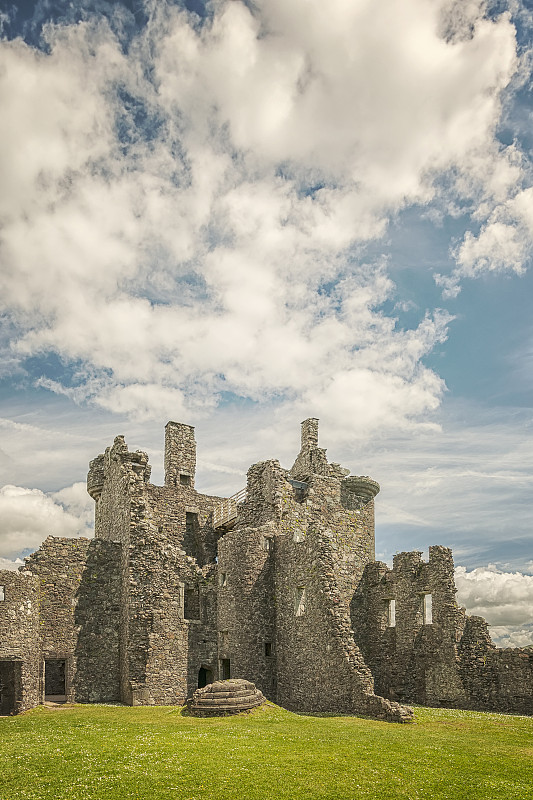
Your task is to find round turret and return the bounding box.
[341,475,380,504]
[87,454,105,501]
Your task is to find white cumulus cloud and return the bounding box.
[0,0,526,431]
[0,483,93,558]
[455,564,533,647]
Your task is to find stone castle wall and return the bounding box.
[74,539,122,702]
[24,537,92,703]
[86,422,223,706]
[0,570,40,713]
[217,447,412,721]
[354,545,533,713]
[3,417,531,720]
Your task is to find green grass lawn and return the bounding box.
[1,703,532,800]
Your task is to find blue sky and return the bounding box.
[0,0,532,646]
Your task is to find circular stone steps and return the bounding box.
[188,679,265,716]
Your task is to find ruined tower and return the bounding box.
[1,418,531,718]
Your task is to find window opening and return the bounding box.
[221,658,231,680]
[180,474,191,486]
[264,642,272,657]
[263,537,272,551]
[422,594,433,625]
[219,572,227,587]
[295,587,306,617]
[184,586,200,621]
[289,478,308,503]
[386,599,396,627]
[0,586,4,601]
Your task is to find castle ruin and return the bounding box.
[1,419,532,720]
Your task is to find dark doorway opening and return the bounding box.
[0,661,21,715]
[45,659,66,701]
[221,658,231,680]
[198,666,213,688]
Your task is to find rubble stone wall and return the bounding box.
[458,616,533,714]
[354,545,533,714]
[217,522,276,699]
[217,453,411,720]
[74,539,122,702]
[274,476,408,720]
[164,421,197,489]
[4,417,531,720]
[25,537,92,703]
[88,427,222,706]
[0,570,40,713]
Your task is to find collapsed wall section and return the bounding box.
[353,547,467,707]
[458,615,533,714]
[354,546,533,713]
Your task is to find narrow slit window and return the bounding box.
[386,598,396,627]
[263,537,272,551]
[264,642,272,657]
[295,587,306,617]
[0,585,4,602]
[422,594,433,625]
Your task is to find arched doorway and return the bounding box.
[198,666,213,688]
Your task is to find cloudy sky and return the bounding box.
[0,0,532,646]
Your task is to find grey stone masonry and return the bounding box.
[353,545,533,713]
[2,417,531,719]
[165,422,196,489]
[0,570,39,714]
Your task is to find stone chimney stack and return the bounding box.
[164,422,196,489]
[301,418,319,449]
